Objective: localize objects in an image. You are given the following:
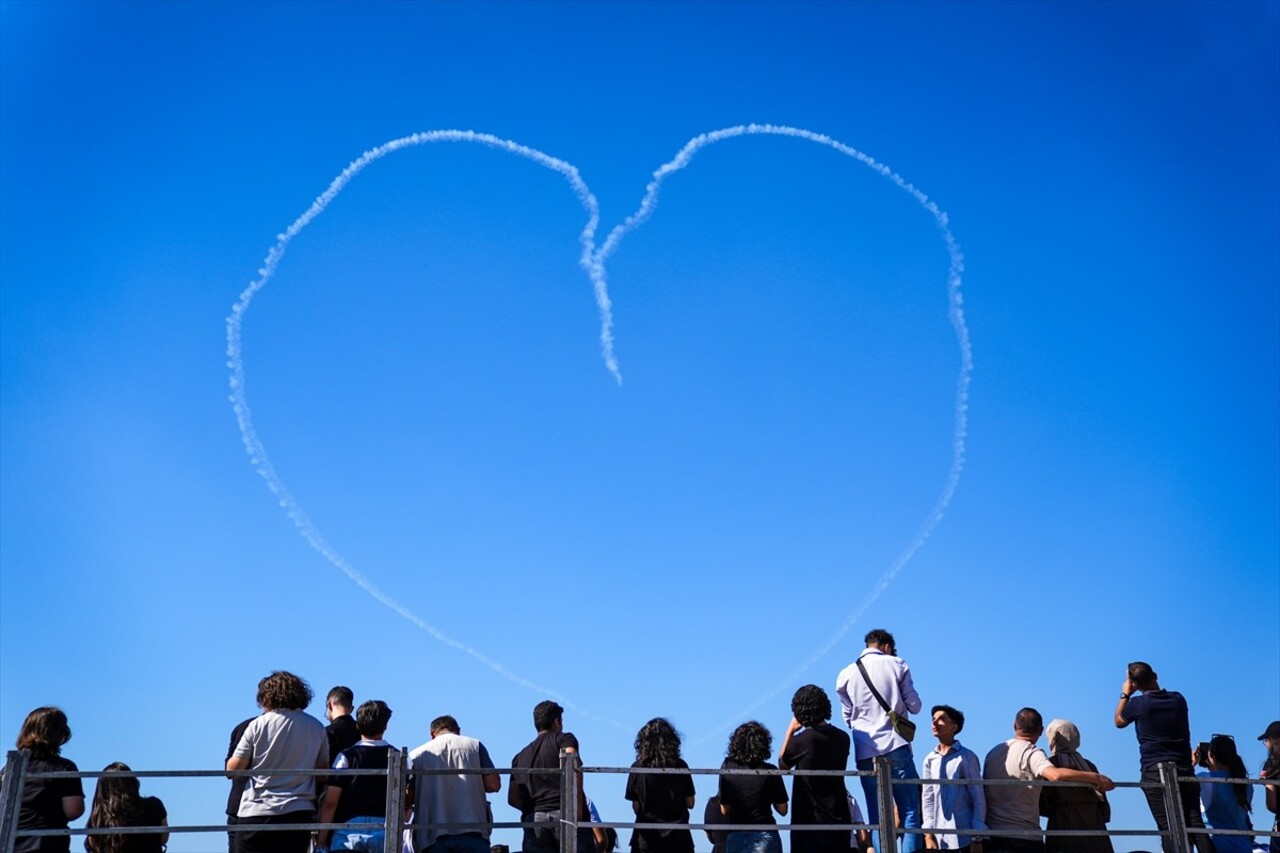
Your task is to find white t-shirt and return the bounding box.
[233,709,329,817]
[982,738,1052,832]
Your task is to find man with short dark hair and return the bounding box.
[922,705,985,853]
[408,715,500,853]
[983,708,1114,853]
[325,686,359,761]
[836,629,924,853]
[316,700,396,853]
[779,685,853,853]
[509,701,592,853]
[1115,662,1216,853]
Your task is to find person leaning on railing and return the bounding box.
[11,707,86,853]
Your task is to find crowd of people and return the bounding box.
[8,630,1279,853]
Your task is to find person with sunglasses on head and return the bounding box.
[1195,735,1253,853]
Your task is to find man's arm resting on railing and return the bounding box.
[226,756,250,777]
[1041,766,1115,793]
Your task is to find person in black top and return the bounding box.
[316,700,396,853]
[718,721,788,853]
[225,716,255,853]
[779,686,853,853]
[509,700,592,853]
[703,797,730,853]
[13,707,86,853]
[625,718,696,853]
[1114,662,1215,853]
[84,762,168,853]
[324,686,359,761]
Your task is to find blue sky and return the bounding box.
[1,2,1277,851]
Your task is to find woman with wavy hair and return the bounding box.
[1198,734,1254,853]
[84,763,168,853]
[717,722,788,853]
[625,718,696,853]
[225,671,328,853]
[13,707,85,853]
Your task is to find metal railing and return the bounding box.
[0,749,1274,853]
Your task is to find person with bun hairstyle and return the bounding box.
[13,707,85,853]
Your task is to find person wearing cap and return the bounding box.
[1260,721,1280,853]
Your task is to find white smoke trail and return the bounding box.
[225,130,626,728]
[227,125,970,738]
[589,124,970,746]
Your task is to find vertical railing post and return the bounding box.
[1158,761,1192,853]
[876,755,898,853]
[559,749,579,853]
[385,747,407,853]
[0,750,30,853]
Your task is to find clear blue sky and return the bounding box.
[2,2,1276,851]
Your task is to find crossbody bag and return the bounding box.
[855,657,917,743]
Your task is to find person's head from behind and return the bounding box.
[533,700,564,733]
[634,717,683,767]
[430,715,460,738]
[326,685,354,720]
[355,700,392,739]
[726,721,772,766]
[930,705,965,745]
[864,628,896,655]
[791,685,833,728]
[1045,720,1082,756]
[1127,661,1158,692]
[90,762,142,817]
[1208,735,1251,813]
[1014,707,1044,740]
[257,671,313,712]
[16,707,71,759]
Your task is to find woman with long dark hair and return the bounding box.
[717,722,788,853]
[1198,734,1253,853]
[13,707,85,853]
[84,763,168,853]
[625,718,695,853]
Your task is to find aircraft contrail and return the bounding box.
[224,130,626,728]
[226,125,969,737]
[591,124,971,745]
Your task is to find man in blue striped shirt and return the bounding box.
[922,705,987,853]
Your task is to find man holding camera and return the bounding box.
[1114,661,1216,853]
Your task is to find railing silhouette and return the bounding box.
[0,749,1273,853]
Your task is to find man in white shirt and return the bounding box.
[982,708,1114,853]
[836,628,925,853]
[409,715,501,853]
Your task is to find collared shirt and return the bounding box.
[982,738,1052,832]
[835,648,923,761]
[921,741,987,849]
